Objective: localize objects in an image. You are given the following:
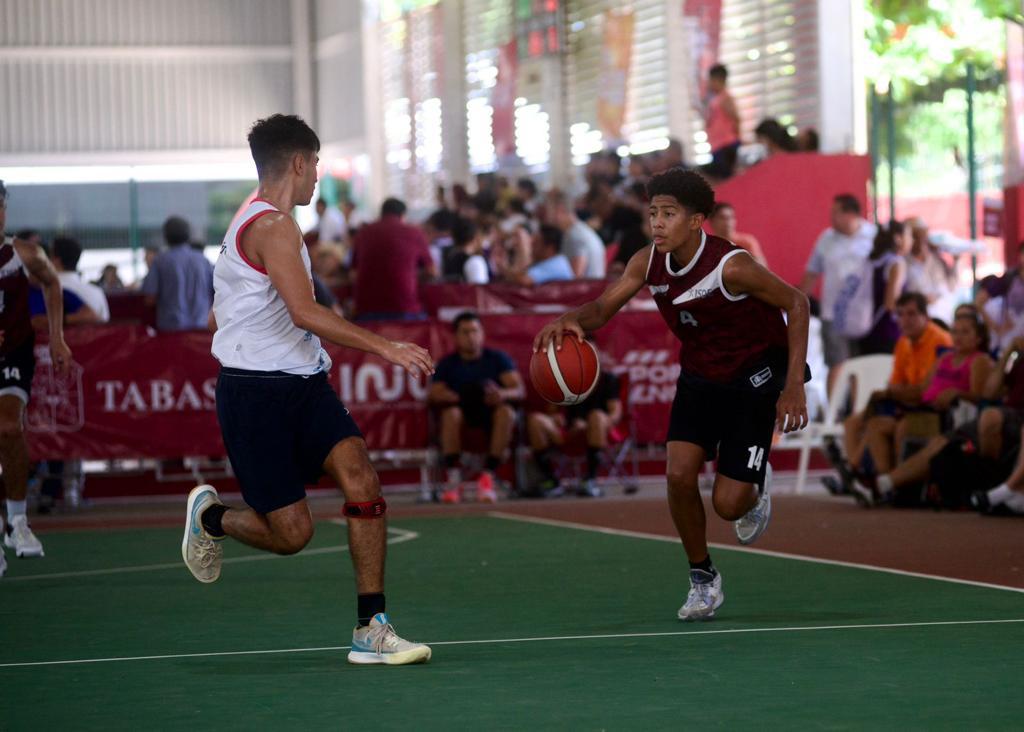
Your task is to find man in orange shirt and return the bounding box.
[839,292,952,482]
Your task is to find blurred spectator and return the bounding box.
[800,194,877,380]
[141,216,214,331]
[856,220,909,355]
[527,368,622,498]
[314,198,345,243]
[546,190,606,279]
[840,292,953,482]
[516,178,540,215]
[905,217,955,312]
[312,243,346,290]
[506,225,574,285]
[351,198,435,321]
[423,208,456,273]
[707,202,766,265]
[442,218,489,285]
[754,118,796,157]
[50,237,109,324]
[976,241,1024,354]
[610,222,651,276]
[427,312,525,503]
[796,127,820,152]
[340,199,364,239]
[701,63,740,180]
[94,264,126,293]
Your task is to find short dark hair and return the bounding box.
[709,63,728,80]
[52,236,83,271]
[452,311,481,332]
[426,208,456,233]
[452,217,477,248]
[646,167,715,217]
[710,202,734,217]
[15,228,39,241]
[0,179,6,201]
[247,114,320,180]
[163,216,192,246]
[517,177,538,196]
[381,198,407,217]
[896,291,928,315]
[539,224,563,252]
[833,194,861,215]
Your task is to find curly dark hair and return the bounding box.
[646,167,715,217]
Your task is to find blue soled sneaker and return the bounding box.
[181,484,224,584]
[348,613,432,666]
[735,462,772,545]
[677,569,724,621]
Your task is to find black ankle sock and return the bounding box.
[200,504,227,538]
[585,448,601,480]
[443,454,460,469]
[688,555,717,577]
[485,455,501,472]
[357,593,386,627]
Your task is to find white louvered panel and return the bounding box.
[0,0,291,46]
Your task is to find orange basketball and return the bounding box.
[529,334,601,405]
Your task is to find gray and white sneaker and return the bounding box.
[678,569,724,620]
[735,463,772,546]
[348,613,432,665]
[182,484,224,584]
[5,515,44,558]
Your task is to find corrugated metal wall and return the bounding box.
[0,0,296,155]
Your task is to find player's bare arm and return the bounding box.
[533,245,651,352]
[249,213,434,377]
[723,252,810,432]
[14,237,71,375]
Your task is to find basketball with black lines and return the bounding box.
[529,334,601,406]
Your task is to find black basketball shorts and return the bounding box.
[0,335,37,404]
[216,368,364,514]
[666,373,778,485]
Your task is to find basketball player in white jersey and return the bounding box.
[182,115,433,665]
[0,180,72,577]
[534,168,809,621]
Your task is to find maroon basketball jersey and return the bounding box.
[645,232,789,389]
[0,241,34,357]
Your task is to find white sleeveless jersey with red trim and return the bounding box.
[212,200,330,375]
[645,231,789,387]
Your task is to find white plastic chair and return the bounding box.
[791,353,894,494]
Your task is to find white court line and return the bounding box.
[489,511,1024,595]
[3,527,419,582]
[2,617,1022,669]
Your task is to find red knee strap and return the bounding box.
[342,497,387,519]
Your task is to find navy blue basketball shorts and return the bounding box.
[666,374,778,485]
[216,368,363,514]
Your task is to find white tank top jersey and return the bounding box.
[212,199,331,375]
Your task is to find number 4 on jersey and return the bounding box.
[747,445,764,471]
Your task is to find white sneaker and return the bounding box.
[0,547,7,578]
[678,569,724,620]
[5,515,44,558]
[348,613,432,665]
[735,463,772,546]
[181,485,224,584]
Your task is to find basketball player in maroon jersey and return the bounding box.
[534,168,809,620]
[0,180,72,575]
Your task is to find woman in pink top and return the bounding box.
[920,313,993,411]
[703,64,740,179]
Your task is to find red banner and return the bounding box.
[26,313,682,460]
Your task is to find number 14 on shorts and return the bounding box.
[747,446,764,471]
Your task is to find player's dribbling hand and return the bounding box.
[775,384,807,433]
[50,337,72,377]
[533,317,584,353]
[381,341,434,378]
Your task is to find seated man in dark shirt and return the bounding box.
[427,311,525,503]
[526,366,622,498]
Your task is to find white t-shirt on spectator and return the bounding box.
[805,220,876,322]
[59,271,110,322]
[562,220,606,279]
[318,207,346,243]
[463,254,489,285]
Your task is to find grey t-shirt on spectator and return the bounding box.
[562,220,606,279]
[142,245,214,331]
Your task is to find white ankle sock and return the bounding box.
[987,485,1013,505]
[6,499,26,519]
[877,474,894,494]
[1005,491,1024,513]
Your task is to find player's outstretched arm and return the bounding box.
[533,245,650,352]
[723,252,810,433]
[14,237,71,375]
[252,214,434,378]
